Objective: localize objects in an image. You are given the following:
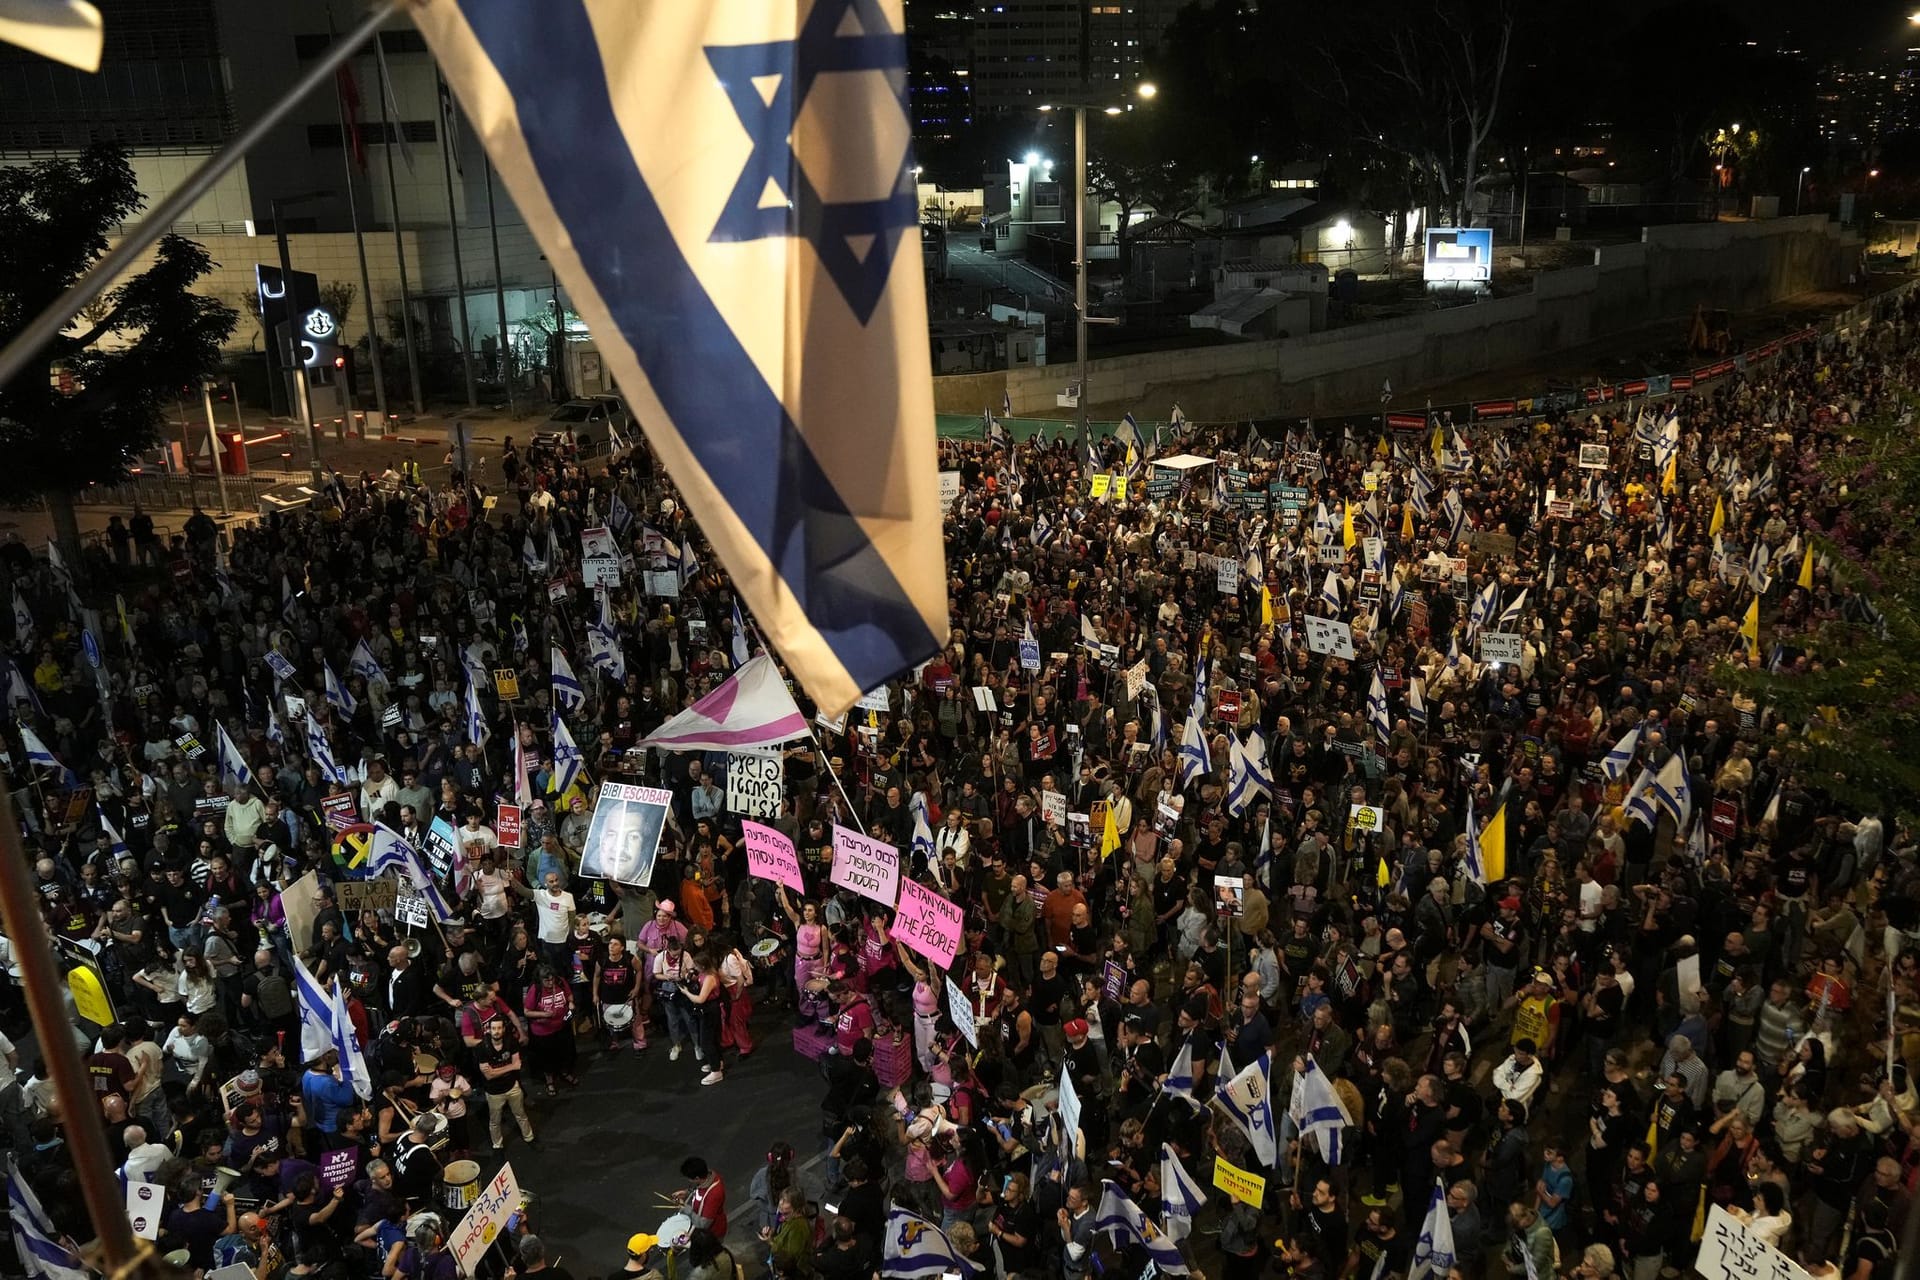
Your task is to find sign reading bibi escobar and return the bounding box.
[830,825,900,906]
[577,782,672,886]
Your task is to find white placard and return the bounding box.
[1578,443,1610,470]
[583,558,621,588]
[1216,558,1240,594]
[938,470,963,511]
[1040,791,1067,826]
[580,526,616,560]
[1125,659,1149,700]
[1349,803,1384,833]
[972,686,997,713]
[946,976,979,1048]
[831,825,901,906]
[1478,631,1524,664]
[126,1181,164,1240]
[450,1161,523,1275]
[1303,616,1355,659]
[1694,1205,1811,1280]
[725,751,784,818]
[856,686,892,713]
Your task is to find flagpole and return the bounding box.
[436,67,479,409]
[373,38,426,416]
[0,0,403,393]
[0,779,140,1270]
[331,32,389,430]
[743,615,867,836]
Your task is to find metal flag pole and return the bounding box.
[331,32,391,430]
[0,0,403,394]
[742,613,867,836]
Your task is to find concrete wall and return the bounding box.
[942,215,1860,421]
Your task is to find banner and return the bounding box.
[830,825,900,906]
[1695,1205,1812,1280]
[742,820,805,893]
[893,879,963,968]
[725,751,784,817]
[576,782,673,886]
[1212,1156,1266,1208]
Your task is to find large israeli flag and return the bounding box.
[413,0,948,718]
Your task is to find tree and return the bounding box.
[1723,396,1920,822]
[0,145,236,573]
[1299,0,1513,229]
[1084,111,1211,273]
[321,280,358,341]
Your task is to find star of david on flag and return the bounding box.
[413,0,948,718]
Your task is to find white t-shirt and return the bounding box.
[535,889,576,944]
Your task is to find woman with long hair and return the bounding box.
[520,961,577,1095]
[681,948,728,1087]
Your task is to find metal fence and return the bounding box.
[65,470,284,512]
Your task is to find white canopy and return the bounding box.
[1150,453,1215,471]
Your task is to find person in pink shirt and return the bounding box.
[829,980,874,1056]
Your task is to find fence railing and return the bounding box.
[63,470,285,512]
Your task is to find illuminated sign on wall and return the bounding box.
[1423,227,1493,283]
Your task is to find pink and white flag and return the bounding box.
[637,654,807,752]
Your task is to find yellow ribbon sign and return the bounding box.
[1213,1155,1266,1207]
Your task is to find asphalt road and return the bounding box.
[493,1012,825,1274]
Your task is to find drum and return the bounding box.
[412,1052,440,1076]
[750,938,783,969]
[419,1111,451,1151]
[656,1212,693,1250]
[439,1159,482,1214]
[603,1002,634,1030]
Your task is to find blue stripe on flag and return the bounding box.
[453,0,938,691]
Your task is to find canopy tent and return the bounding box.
[1149,453,1215,471]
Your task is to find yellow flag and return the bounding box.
[1342,503,1357,549]
[1401,500,1415,538]
[1797,544,1814,590]
[1100,802,1121,860]
[1479,802,1507,883]
[1709,495,1725,536]
[1376,856,1391,888]
[1431,422,1444,465]
[1662,452,1677,495]
[1741,596,1760,659]
[1261,585,1274,628]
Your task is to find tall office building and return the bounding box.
[970,0,1183,114]
[906,0,975,140]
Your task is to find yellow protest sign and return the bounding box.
[1112,475,1128,501]
[1088,474,1111,499]
[1213,1156,1266,1207]
[492,667,521,701]
[70,964,114,1026]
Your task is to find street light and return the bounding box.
[1035,81,1159,463]
[1796,165,1811,215]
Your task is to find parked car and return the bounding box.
[532,394,632,456]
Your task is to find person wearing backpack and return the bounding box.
[243,948,297,1043]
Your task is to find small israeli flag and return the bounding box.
[215,722,256,790]
[324,661,357,718]
[464,673,491,747]
[551,645,586,713]
[730,597,752,669]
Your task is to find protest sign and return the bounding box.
[495,804,523,848]
[1479,632,1524,664]
[1216,558,1239,594]
[1213,1157,1267,1208]
[318,1146,361,1191]
[1578,443,1610,469]
[422,816,459,881]
[1040,790,1067,826]
[946,976,979,1047]
[856,686,892,713]
[893,879,964,968]
[450,1162,522,1276]
[127,1182,164,1239]
[1125,659,1149,699]
[395,890,430,929]
[491,668,520,701]
[830,826,900,906]
[742,821,806,893]
[174,733,207,762]
[725,752,784,818]
[1350,804,1384,833]
[1102,960,1129,1002]
[1088,474,1111,499]
[938,470,963,511]
[577,782,672,886]
[1303,616,1355,659]
[319,792,359,831]
[1695,1205,1811,1280]
[337,879,397,913]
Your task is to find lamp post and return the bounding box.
[1040,81,1155,466]
[1796,166,1811,215]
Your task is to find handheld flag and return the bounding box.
[9,587,31,650]
[550,644,586,714]
[1600,725,1640,782]
[1740,596,1761,660]
[1366,671,1391,745]
[18,726,69,781]
[1099,798,1121,860]
[6,1156,87,1280]
[411,0,949,719]
[215,721,256,790]
[1287,1054,1351,1165]
[879,1206,979,1277]
[350,638,387,687]
[1709,495,1725,536]
[1478,799,1507,883]
[1797,543,1815,590]
[305,712,347,784]
[1409,1180,1458,1280]
[730,596,753,668]
[1624,765,1661,829]
[464,672,490,747]
[1093,1182,1190,1274]
[637,654,807,751]
[1162,1041,1195,1100]
[1216,1050,1278,1166]
[97,806,128,860]
[1177,711,1210,789]
[323,661,357,718]
[368,824,456,922]
[1159,1144,1206,1243]
[551,712,587,799]
[1653,752,1692,830]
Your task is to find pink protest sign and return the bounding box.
[742,820,805,893]
[893,878,963,968]
[830,825,900,907]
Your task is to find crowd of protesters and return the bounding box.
[4,285,1920,1280]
